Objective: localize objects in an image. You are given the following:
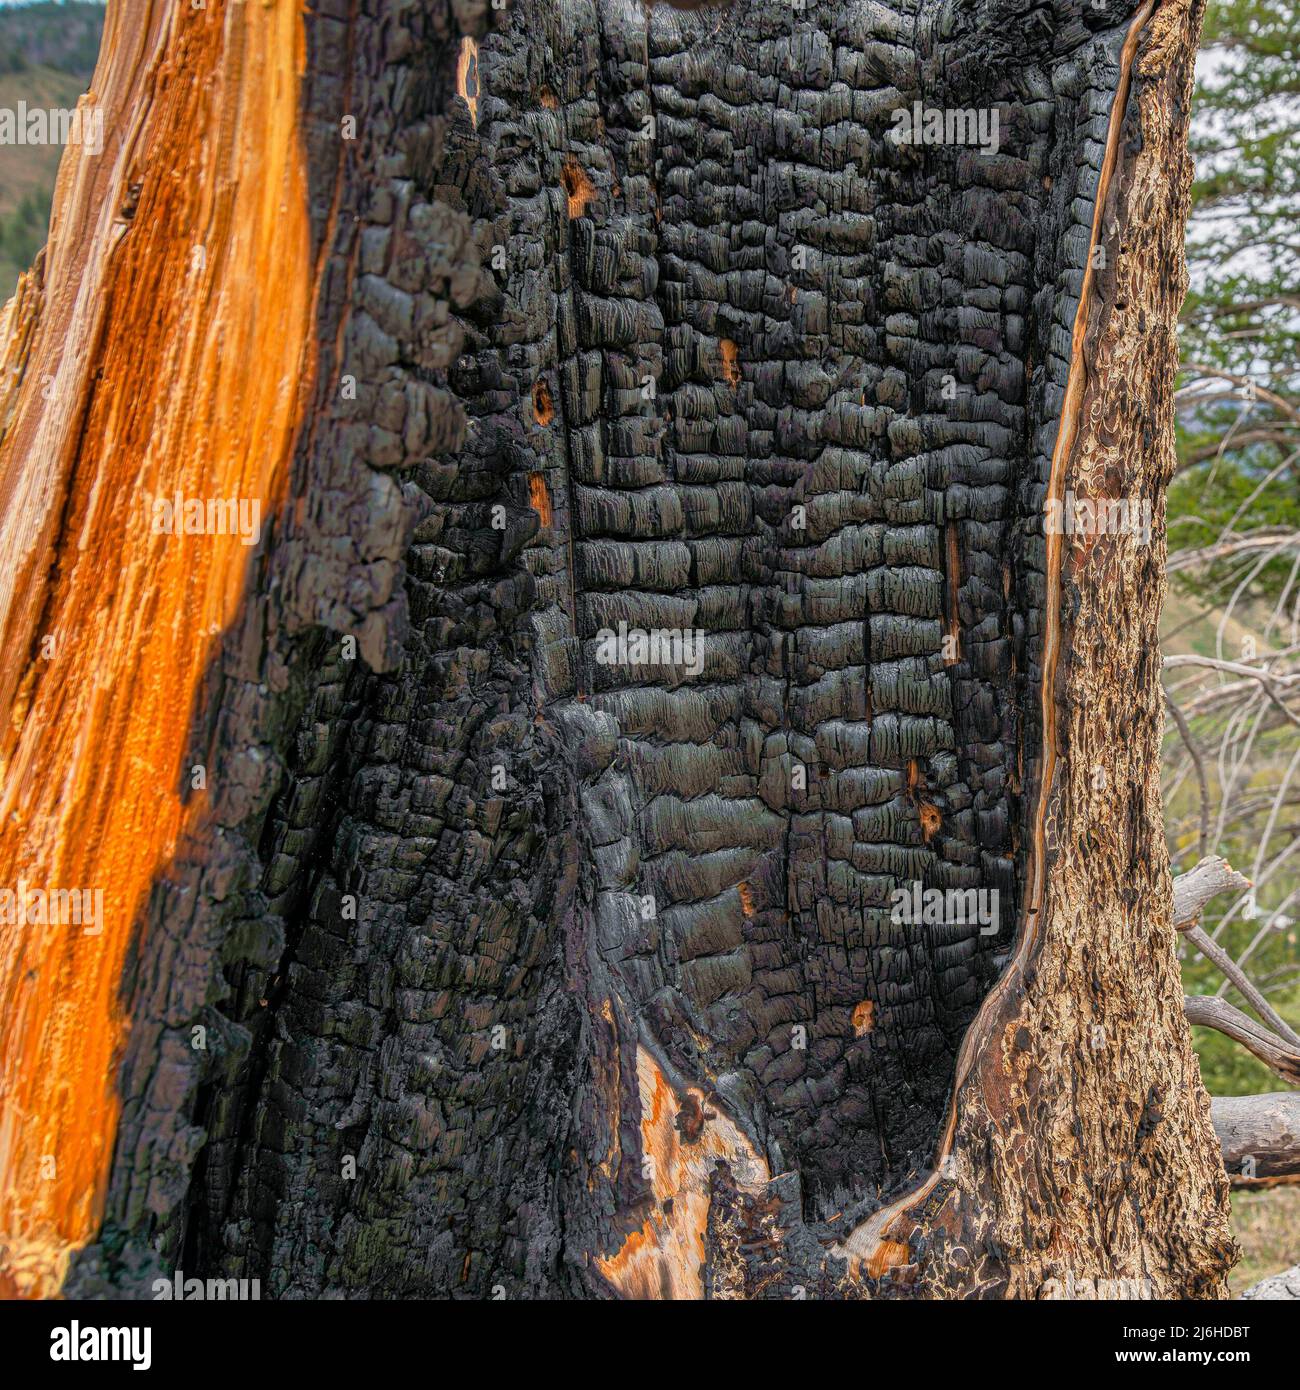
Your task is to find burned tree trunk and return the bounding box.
[0,0,1234,1300]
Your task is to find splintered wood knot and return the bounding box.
[737,881,754,917]
[532,378,554,427]
[121,181,143,221]
[718,338,741,387]
[852,1000,875,1037]
[918,802,942,843]
[527,471,552,527]
[866,1240,910,1280]
[674,1089,715,1143]
[560,159,595,219]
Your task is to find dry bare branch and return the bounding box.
[1184,995,1300,1085]
[1173,856,1252,931]
[1186,924,1300,1045]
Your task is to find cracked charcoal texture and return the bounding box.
[58,0,1222,1299]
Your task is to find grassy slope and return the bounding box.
[1230,1188,1300,1296]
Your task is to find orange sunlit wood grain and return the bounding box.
[456,37,479,128]
[596,1047,769,1299]
[0,0,313,1297]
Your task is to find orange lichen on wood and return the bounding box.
[596,1047,768,1299]
[528,470,552,527]
[456,37,479,128]
[0,0,314,1297]
[719,337,740,387]
[560,159,594,219]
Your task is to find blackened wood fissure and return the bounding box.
[67,0,1162,1299]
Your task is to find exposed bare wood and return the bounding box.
[0,0,314,1299]
[1173,855,1251,932]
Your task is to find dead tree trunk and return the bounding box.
[0,0,1234,1300]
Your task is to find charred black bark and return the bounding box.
[67,0,1183,1299]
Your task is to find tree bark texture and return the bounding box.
[0,0,1234,1299]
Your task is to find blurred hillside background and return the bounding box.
[0,0,1295,1296]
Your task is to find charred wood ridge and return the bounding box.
[839,0,1159,1275]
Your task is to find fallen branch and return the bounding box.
[1186,996,1300,1086]
[1172,858,1300,1045]
[1211,1093,1300,1189]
